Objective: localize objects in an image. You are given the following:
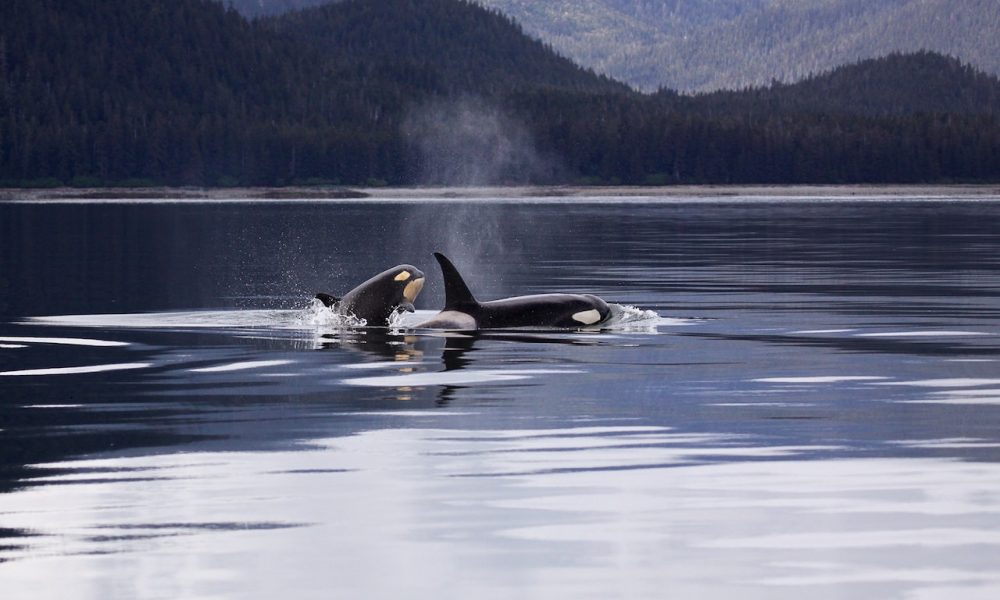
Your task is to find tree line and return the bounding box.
[0,0,997,188]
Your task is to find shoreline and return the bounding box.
[2,183,999,202]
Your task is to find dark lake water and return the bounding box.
[2,194,1000,599]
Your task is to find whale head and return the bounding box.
[335,264,425,325]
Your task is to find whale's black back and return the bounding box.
[431,253,610,329]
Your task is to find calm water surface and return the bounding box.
[2,194,1000,599]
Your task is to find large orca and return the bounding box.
[416,253,612,330]
[316,264,425,326]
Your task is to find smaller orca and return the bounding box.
[416,253,612,330]
[316,264,425,326]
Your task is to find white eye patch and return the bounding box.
[394,271,411,282]
[572,309,602,325]
[403,277,424,303]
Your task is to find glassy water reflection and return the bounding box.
[2,195,1000,598]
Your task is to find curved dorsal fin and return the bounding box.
[434,252,478,309]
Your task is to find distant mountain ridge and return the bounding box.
[474,0,1000,92]
[226,0,1000,93]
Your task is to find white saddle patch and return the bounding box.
[416,310,478,330]
[572,309,603,325]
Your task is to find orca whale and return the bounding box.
[316,264,425,326]
[416,253,612,330]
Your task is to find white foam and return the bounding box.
[190,360,295,373]
[709,402,817,408]
[388,309,437,328]
[0,336,129,347]
[702,528,1000,550]
[945,359,998,363]
[759,567,1000,587]
[302,300,367,328]
[0,363,151,377]
[609,304,662,324]
[905,584,1000,600]
[877,379,1000,388]
[892,438,1000,449]
[931,389,1000,397]
[899,388,1000,405]
[791,329,856,335]
[754,376,888,384]
[348,411,474,417]
[445,426,672,438]
[899,397,1000,406]
[856,331,990,338]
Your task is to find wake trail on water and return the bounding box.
[25,300,677,333]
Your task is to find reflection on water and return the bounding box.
[3,426,1000,599]
[3,196,1000,598]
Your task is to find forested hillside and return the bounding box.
[0,0,617,187]
[476,0,1000,92]
[689,53,1000,118]
[1,0,998,188]
[0,0,419,186]
[261,0,626,95]
[226,0,331,17]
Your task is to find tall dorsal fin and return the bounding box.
[434,252,478,309]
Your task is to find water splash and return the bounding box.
[609,304,661,325]
[386,308,413,330]
[298,298,367,328]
